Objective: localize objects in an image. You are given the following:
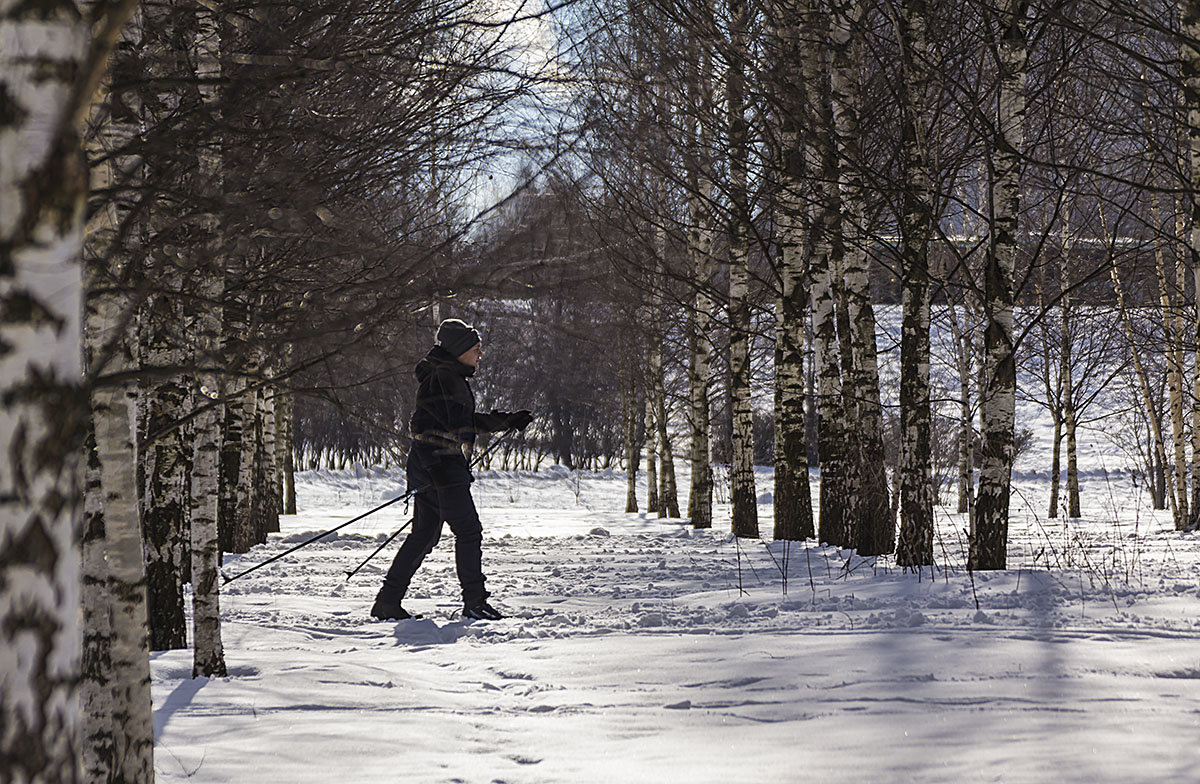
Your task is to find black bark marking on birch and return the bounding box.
[0,83,29,127]
[1,516,58,574]
[0,289,67,330]
[8,0,82,22]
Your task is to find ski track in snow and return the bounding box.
[150,460,1200,784]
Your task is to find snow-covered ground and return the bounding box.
[151,443,1200,783]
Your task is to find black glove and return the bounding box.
[506,410,533,431]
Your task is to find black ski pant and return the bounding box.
[378,452,487,606]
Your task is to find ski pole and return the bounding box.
[344,518,414,580]
[470,426,519,469]
[221,492,410,584]
[343,427,522,580]
[228,426,525,585]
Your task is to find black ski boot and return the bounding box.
[462,600,504,621]
[370,596,413,621]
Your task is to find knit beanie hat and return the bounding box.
[436,318,481,357]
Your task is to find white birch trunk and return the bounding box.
[1058,248,1081,519]
[140,301,189,650]
[244,380,265,543]
[833,229,865,544]
[644,383,659,514]
[123,0,189,655]
[81,419,116,782]
[769,0,814,541]
[1047,406,1062,518]
[830,0,892,555]
[970,0,1029,571]
[89,294,155,783]
[688,297,714,529]
[262,381,281,533]
[727,0,757,537]
[274,387,289,515]
[190,3,227,678]
[894,0,935,567]
[282,387,297,515]
[272,371,291,520]
[1193,237,1200,528]
[1150,186,1189,527]
[83,26,162,779]
[84,59,156,768]
[773,286,815,541]
[686,39,715,530]
[646,219,679,517]
[656,390,680,518]
[191,377,226,679]
[0,7,90,781]
[1178,4,1200,528]
[84,95,155,774]
[947,301,975,515]
[804,4,850,547]
[220,372,246,550]
[190,373,226,679]
[650,361,663,518]
[81,9,137,776]
[1063,375,1081,519]
[623,369,640,513]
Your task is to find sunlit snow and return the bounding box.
[151,445,1200,782]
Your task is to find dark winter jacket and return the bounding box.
[409,345,509,461]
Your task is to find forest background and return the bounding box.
[5,0,1200,780]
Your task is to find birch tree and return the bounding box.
[81,422,115,781]
[947,299,976,515]
[87,212,155,784]
[1182,0,1200,530]
[686,33,716,530]
[802,2,851,546]
[687,282,715,529]
[80,8,162,777]
[262,381,283,533]
[1036,271,1067,519]
[895,0,936,567]
[645,381,660,513]
[1,1,138,779]
[134,5,190,649]
[82,10,157,767]
[648,223,680,517]
[1052,219,1082,519]
[1059,304,1081,518]
[280,385,297,515]
[623,368,641,512]
[769,0,814,541]
[829,0,893,555]
[140,294,189,650]
[970,0,1030,571]
[189,0,227,678]
[726,0,758,538]
[1140,53,1190,528]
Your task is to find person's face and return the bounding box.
[458,342,482,368]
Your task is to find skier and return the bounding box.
[371,318,532,622]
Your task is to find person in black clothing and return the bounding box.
[371,319,532,622]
